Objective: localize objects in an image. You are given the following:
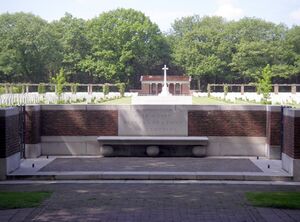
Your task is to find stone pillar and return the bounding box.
[87,85,93,95]
[266,106,282,159]
[282,108,300,181]
[26,85,29,93]
[0,107,21,180]
[291,84,297,94]
[274,84,279,95]
[25,105,41,158]
[155,83,158,95]
[241,85,244,95]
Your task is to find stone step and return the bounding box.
[7,172,293,181]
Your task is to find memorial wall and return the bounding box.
[23,104,278,157]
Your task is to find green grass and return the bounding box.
[192,96,261,105]
[246,192,300,209]
[0,192,52,209]
[192,96,229,105]
[99,96,132,105]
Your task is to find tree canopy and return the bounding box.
[0,10,300,89]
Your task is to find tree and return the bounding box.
[51,13,91,82]
[257,64,272,104]
[86,8,170,88]
[0,12,61,82]
[51,68,66,98]
[229,18,295,82]
[170,16,228,90]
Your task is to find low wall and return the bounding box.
[0,107,21,180]
[282,109,300,180]
[24,104,281,157]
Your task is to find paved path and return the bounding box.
[1,183,300,222]
[39,157,262,172]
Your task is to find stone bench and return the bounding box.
[97,136,208,157]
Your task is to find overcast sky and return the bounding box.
[1,0,300,31]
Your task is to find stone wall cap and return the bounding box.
[266,105,282,112]
[25,105,41,111]
[284,108,300,118]
[0,107,19,117]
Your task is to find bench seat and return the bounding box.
[97,136,208,146]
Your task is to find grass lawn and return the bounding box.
[246,192,300,209]
[0,192,52,209]
[192,96,259,105]
[192,96,229,105]
[99,96,132,105]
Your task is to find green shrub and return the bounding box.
[116,83,126,97]
[38,83,46,94]
[0,86,5,94]
[51,68,66,98]
[71,83,78,94]
[12,85,24,93]
[257,64,272,104]
[223,84,228,96]
[103,84,109,96]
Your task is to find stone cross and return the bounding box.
[162,65,169,88]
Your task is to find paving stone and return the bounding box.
[0,183,300,221]
[39,157,263,172]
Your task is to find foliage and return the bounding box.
[51,13,90,82]
[103,84,109,96]
[207,84,211,97]
[38,83,46,94]
[0,86,4,94]
[223,84,229,96]
[116,83,126,97]
[257,64,272,104]
[0,13,61,83]
[246,192,300,209]
[11,85,23,93]
[71,83,78,94]
[0,11,300,88]
[85,8,170,88]
[0,192,52,209]
[51,68,66,97]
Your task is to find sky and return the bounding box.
[0,0,300,31]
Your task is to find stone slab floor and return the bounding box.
[1,183,300,222]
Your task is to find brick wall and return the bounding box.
[266,110,281,146]
[0,109,20,158]
[181,84,190,95]
[25,109,41,144]
[188,110,266,137]
[283,111,300,159]
[141,83,150,94]
[41,110,118,136]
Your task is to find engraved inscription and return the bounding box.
[119,108,187,136]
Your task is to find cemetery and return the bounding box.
[1,4,300,221]
[0,65,299,183]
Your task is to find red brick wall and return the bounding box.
[141,83,150,94]
[181,84,190,95]
[41,110,118,136]
[188,110,266,136]
[25,110,41,144]
[0,113,20,158]
[283,116,300,159]
[266,111,281,146]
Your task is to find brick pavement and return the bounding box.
[1,183,300,221]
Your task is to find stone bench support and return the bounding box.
[97,136,208,157]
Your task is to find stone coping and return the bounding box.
[0,107,19,117]
[266,105,282,112]
[38,104,268,111]
[283,108,300,117]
